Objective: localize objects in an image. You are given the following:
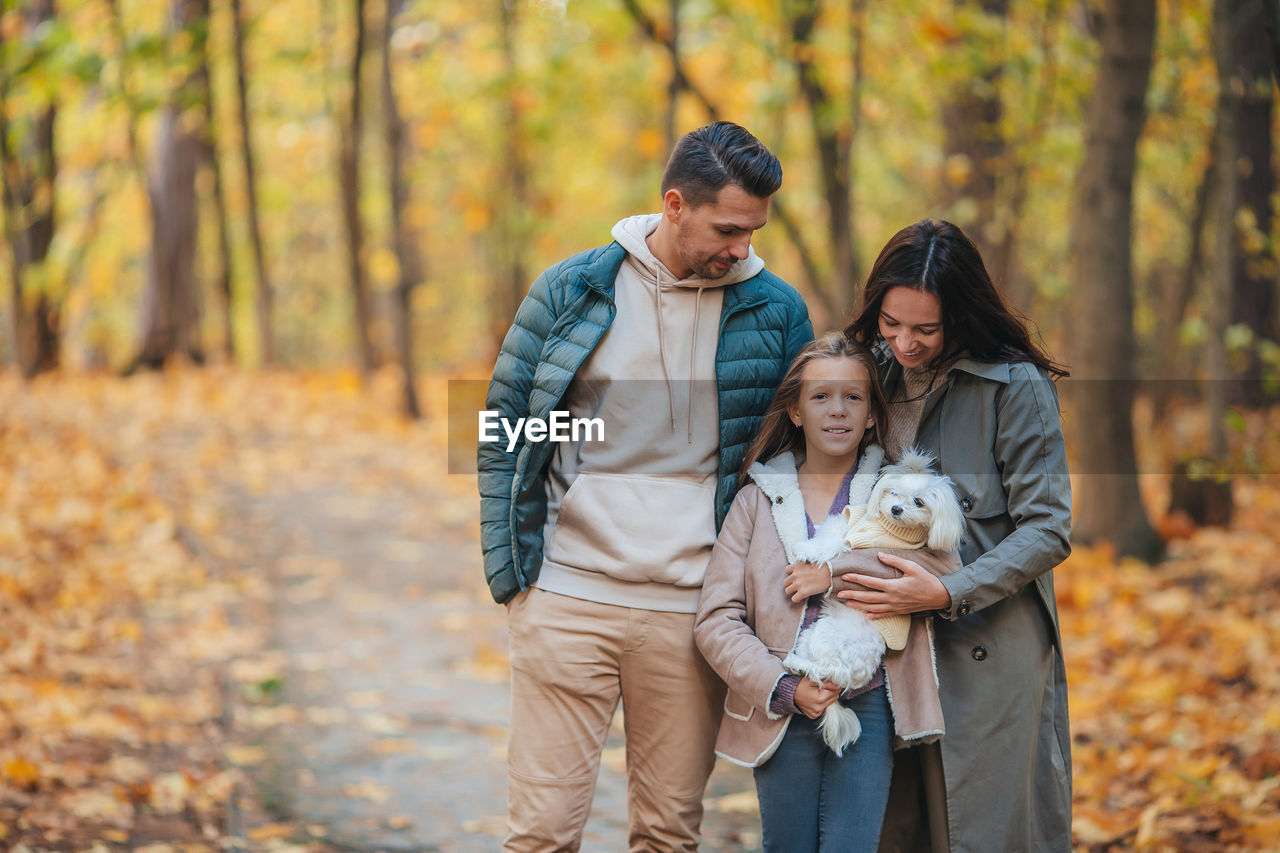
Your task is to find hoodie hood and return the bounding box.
[611,213,766,286]
[610,214,762,442]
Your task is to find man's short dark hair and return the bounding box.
[660,121,782,207]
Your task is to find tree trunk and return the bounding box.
[136,108,203,368]
[665,0,680,154]
[1263,0,1280,85]
[1067,0,1162,559]
[771,196,837,322]
[987,0,1062,313]
[941,0,1007,271]
[788,0,857,307]
[382,0,422,418]
[1152,120,1216,418]
[1168,458,1233,527]
[196,20,235,362]
[0,0,60,378]
[490,0,530,344]
[1216,0,1275,406]
[844,0,865,312]
[1171,112,1234,529]
[133,0,209,370]
[1206,106,1234,462]
[105,0,148,184]
[232,0,275,365]
[340,0,375,378]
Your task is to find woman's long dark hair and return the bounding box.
[738,333,890,485]
[844,219,1068,378]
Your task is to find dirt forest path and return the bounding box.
[139,371,762,850]
[227,470,764,851]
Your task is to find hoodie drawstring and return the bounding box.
[655,264,678,433]
[657,268,706,445]
[688,289,702,445]
[611,213,762,447]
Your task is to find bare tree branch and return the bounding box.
[618,0,719,120]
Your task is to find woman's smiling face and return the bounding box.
[878,286,944,368]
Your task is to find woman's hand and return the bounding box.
[836,552,951,614]
[784,561,832,602]
[793,678,840,719]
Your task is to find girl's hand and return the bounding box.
[794,678,840,719]
[836,552,951,614]
[784,561,832,602]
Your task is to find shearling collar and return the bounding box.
[747,445,884,565]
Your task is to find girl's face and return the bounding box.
[788,357,874,469]
[879,286,944,368]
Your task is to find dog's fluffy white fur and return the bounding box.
[846,448,966,552]
[783,448,965,756]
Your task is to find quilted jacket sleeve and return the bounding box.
[783,296,814,365]
[477,268,560,604]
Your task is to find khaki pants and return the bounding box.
[504,587,725,853]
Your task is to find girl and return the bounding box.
[831,219,1072,851]
[694,333,960,853]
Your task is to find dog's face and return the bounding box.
[866,469,966,551]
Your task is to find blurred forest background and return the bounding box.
[2,0,1280,849]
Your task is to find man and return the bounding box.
[478,121,812,851]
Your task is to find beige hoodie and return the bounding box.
[536,214,766,612]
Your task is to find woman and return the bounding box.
[831,219,1072,852]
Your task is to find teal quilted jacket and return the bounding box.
[478,241,813,604]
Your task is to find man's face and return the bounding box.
[672,184,770,280]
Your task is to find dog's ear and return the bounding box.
[866,473,892,516]
[926,479,967,551]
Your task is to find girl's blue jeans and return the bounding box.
[753,685,894,853]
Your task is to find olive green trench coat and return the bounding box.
[857,350,1073,853]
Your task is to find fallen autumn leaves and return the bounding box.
[1,368,1278,851]
[1061,514,1280,850]
[1,371,266,849]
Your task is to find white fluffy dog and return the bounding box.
[783,449,965,756]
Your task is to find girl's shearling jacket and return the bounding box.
[694,447,962,767]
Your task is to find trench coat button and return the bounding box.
[960,496,974,512]
[958,600,971,617]
[971,645,987,661]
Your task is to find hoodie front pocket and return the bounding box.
[546,472,716,587]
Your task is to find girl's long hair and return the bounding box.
[844,219,1068,378]
[738,333,890,485]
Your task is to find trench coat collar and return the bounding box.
[947,356,1011,383]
